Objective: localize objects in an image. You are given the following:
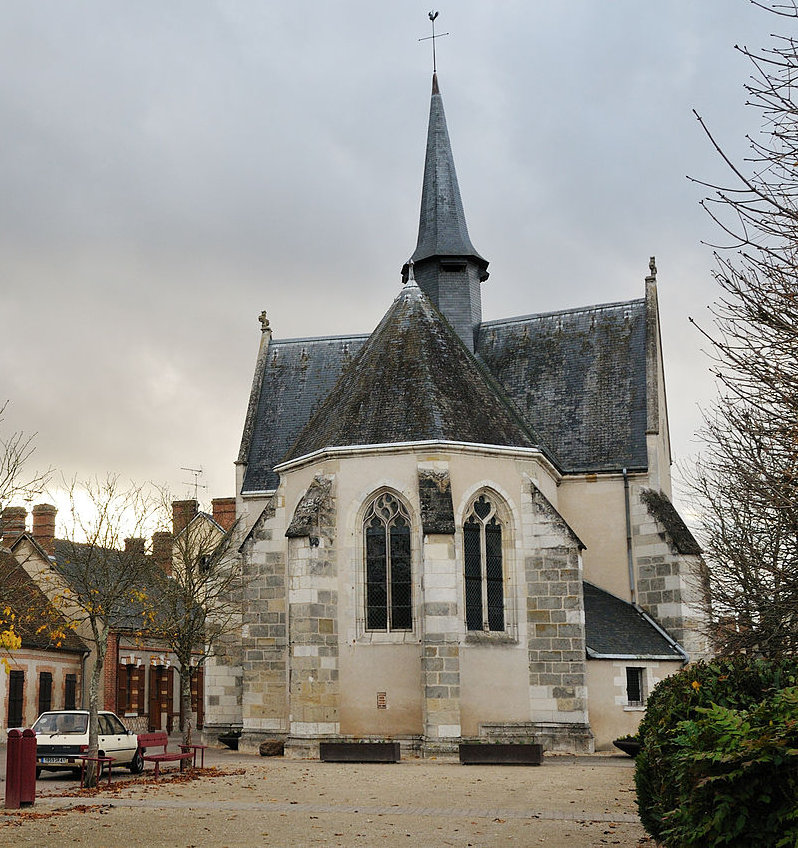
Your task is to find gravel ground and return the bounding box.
[2,747,653,847]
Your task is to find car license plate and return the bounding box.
[40,757,67,764]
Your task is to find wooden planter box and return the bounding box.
[319,742,401,763]
[459,743,543,765]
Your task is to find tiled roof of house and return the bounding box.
[53,539,150,632]
[477,300,649,473]
[583,581,683,659]
[0,549,87,654]
[281,282,538,465]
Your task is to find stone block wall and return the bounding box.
[286,476,340,743]
[631,487,710,660]
[522,478,592,751]
[229,495,286,747]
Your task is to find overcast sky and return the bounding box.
[0,1,779,518]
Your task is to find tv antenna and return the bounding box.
[418,11,449,74]
[180,466,207,501]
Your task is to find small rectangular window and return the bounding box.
[626,667,644,707]
[38,672,53,715]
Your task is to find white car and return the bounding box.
[32,710,144,777]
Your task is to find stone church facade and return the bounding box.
[204,73,708,754]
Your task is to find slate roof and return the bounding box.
[240,295,650,491]
[410,74,486,268]
[0,549,87,654]
[53,539,150,632]
[583,581,683,659]
[282,282,538,464]
[477,300,649,473]
[241,333,369,492]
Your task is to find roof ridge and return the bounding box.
[481,298,646,329]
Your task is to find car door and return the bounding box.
[104,713,136,763]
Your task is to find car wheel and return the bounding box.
[128,749,144,774]
[36,767,42,779]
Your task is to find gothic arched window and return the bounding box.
[364,493,412,631]
[464,494,504,631]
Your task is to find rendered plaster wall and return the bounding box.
[557,474,633,602]
[586,659,681,750]
[338,643,423,736]
[458,644,530,736]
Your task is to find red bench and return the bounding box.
[136,732,193,778]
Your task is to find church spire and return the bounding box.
[403,73,489,352]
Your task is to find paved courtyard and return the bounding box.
[2,745,652,847]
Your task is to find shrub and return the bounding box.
[635,656,798,846]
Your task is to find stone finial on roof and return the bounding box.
[405,260,420,290]
[646,256,657,283]
[259,310,271,333]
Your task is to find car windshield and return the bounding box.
[33,713,88,735]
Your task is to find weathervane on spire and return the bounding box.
[418,11,449,73]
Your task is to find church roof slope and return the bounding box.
[478,300,648,473]
[282,282,539,464]
[241,333,369,492]
[583,581,683,659]
[411,74,485,267]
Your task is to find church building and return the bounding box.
[207,73,708,754]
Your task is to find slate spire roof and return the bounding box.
[410,73,486,268]
[281,277,538,464]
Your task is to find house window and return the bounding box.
[8,670,24,727]
[464,494,504,631]
[626,667,645,707]
[38,672,53,714]
[64,674,77,710]
[364,492,412,631]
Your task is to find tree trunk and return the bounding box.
[180,664,193,748]
[85,624,108,788]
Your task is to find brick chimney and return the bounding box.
[124,537,146,556]
[172,499,198,535]
[211,497,236,531]
[32,503,57,557]
[1,506,27,548]
[152,531,173,576]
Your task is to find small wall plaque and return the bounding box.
[376,691,387,710]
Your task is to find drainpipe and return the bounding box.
[623,468,636,605]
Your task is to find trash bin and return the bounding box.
[5,728,36,809]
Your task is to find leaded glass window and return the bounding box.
[364,493,412,631]
[464,494,504,631]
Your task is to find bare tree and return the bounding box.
[691,0,798,655]
[1,400,52,663]
[146,500,241,745]
[0,400,50,532]
[44,476,157,785]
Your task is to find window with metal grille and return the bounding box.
[64,673,77,710]
[38,671,52,714]
[364,493,412,631]
[464,494,505,631]
[626,667,644,706]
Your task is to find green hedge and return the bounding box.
[635,657,798,847]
